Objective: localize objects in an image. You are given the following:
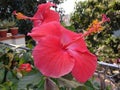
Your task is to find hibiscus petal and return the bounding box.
[32,36,75,78]
[33,2,59,26]
[61,27,88,52]
[43,10,60,24]
[59,26,97,83]
[28,22,61,41]
[69,50,97,83]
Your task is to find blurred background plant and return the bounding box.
[0,44,34,89]
[71,0,120,62]
[0,20,10,29]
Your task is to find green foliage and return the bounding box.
[0,19,17,29]
[0,44,34,90]
[71,0,120,61]
[0,44,104,90]
[0,20,10,29]
[17,72,42,90]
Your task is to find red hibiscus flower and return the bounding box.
[14,2,110,83]
[31,24,97,83]
[18,63,32,72]
[28,5,109,82]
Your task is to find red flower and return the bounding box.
[32,2,60,27]
[14,2,109,83]
[18,63,32,72]
[31,24,97,83]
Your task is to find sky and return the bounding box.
[59,0,85,14]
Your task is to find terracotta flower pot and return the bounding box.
[0,29,8,37]
[10,27,18,35]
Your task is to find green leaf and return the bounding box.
[84,80,95,90]
[0,67,5,83]
[17,72,41,90]
[0,81,13,90]
[58,77,83,88]
[75,86,88,90]
[0,85,6,90]
[6,71,18,83]
[22,52,32,62]
[37,76,45,90]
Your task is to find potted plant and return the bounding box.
[0,20,9,37]
[8,20,18,36]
